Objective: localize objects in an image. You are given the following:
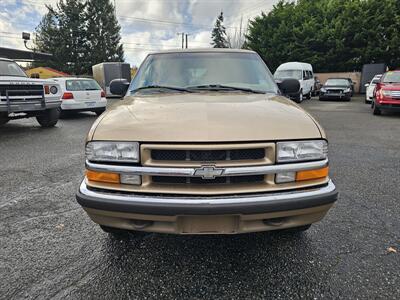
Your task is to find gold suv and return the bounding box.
[76,49,337,235]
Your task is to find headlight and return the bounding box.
[344,88,351,93]
[277,140,328,163]
[382,90,392,97]
[320,88,326,92]
[86,141,139,163]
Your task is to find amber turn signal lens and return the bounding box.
[86,170,120,184]
[296,166,329,181]
[44,85,50,94]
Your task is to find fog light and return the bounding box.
[120,174,141,185]
[276,172,296,183]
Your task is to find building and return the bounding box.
[25,67,69,79]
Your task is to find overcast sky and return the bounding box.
[0,0,279,67]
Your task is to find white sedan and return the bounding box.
[53,77,107,115]
[365,74,382,104]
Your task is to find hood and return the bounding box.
[380,83,400,90]
[323,85,349,89]
[92,93,322,142]
[0,76,57,85]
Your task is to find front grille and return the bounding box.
[151,148,265,162]
[0,84,44,99]
[327,89,343,94]
[152,175,265,185]
[391,91,400,99]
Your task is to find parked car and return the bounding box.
[372,70,400,115]
[53,77,107,116]
[312,76,323,96]
[319,78,353,101]
[274,62,315,103]
[76,49,338,237]
[343,78,356,96]
[365,74,382,104]
[0,57,61,127]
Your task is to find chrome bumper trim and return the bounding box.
[79,180,336,205]
[85,159,329,177]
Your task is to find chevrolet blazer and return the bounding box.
[76,49,338,236]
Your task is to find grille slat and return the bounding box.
[152,175,265,185]
[0,85,44,101]
[151,148,265,162]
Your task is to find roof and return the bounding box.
[0,47,52,62]
[52,77,95,81]
[147,48,256,55]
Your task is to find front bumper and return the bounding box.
[61,98,107,111]
[319,92,351,100]
[76,180,338,234]
[0,100,61,113]
[375,100,400,112]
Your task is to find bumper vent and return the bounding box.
[152,175,265,185]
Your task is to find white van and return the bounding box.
[274,62,315,102]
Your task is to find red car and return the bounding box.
[373,71,400,115]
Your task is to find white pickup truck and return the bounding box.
[0,58,62,127]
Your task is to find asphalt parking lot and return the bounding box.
[0,96,399,299]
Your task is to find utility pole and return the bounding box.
[185,34,188,49]
[177,32,184,49]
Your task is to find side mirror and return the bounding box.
[110,78,130,96]
[365,83,370,87]
[276,78,300,95]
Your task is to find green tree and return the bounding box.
[84,0,124,72]
[245,0,400,72]
[211,12,230,48]
[34,0,124,75]
[35,0,86,74]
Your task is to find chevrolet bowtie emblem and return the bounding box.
[193,166,224,179]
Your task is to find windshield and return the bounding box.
[0,60,27,77]
[325,79,349,86]
[382,72,400,83]
[130,52,278,94]
[274,70,302,80]
[66,79,101,91]
[371,78,381,84]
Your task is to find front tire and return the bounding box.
[372,102,381,115]
[36,108,60,127]
[94,108,106,116]
[294,90,303,103]
[100,225,131,239]
[0,114,9,126]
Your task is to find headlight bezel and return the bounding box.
[86,141,140,163]
[276,140,328,163]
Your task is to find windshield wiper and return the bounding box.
[186,84,266,94]
[131,85,192,93]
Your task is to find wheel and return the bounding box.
[294,90,303,103]
[36,108,60,127]
[100,225,131,239]
[0,115,9,125]
[94,108,106,116]
[57,107,67,119]
[372,102,381,115]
